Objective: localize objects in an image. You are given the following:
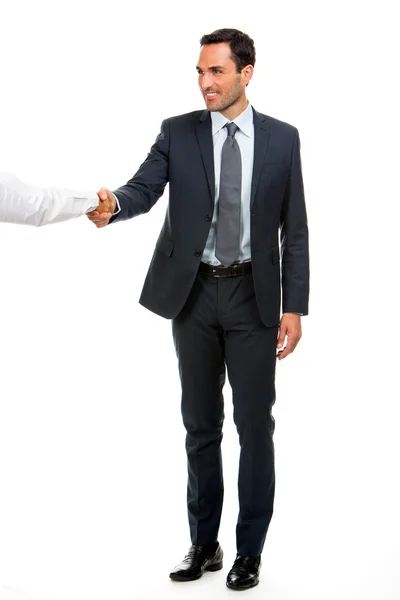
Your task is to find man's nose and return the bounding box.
[201,72,214,90]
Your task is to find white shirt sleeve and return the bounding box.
[0,172,99,226]
[111,192,121,215]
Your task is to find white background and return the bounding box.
[0,1,399,599]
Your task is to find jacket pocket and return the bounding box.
[155,234,174,257]
[271,244,280,265]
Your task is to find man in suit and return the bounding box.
[87,28,309,591]
[0,172,115,226]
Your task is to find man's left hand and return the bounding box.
[276,313,302,360]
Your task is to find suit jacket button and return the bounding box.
[194,250,202,257]
[205,214,212,221]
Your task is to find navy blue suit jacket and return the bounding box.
[110,107,309,327]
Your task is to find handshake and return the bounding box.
[87,187,116,228]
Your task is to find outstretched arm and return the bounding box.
[87,119,170,229]
[0,172,111,226]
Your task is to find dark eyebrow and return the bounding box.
[196,65,224,71]
[196,65,225,71]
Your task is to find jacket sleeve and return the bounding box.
[109,119,170,224]
[0,172,99,226]
[279,129,310,315]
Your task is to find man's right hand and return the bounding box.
[86,187,116,228]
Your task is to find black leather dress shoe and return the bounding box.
[169,543,223,581]
[226,554,261,590]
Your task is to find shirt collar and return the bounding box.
[210,101,253,138]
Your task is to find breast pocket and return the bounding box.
[263,163,289,185]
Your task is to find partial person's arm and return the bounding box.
[0,172,112,226]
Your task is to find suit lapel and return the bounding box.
[195,110,215,204]
[195,107,271,208]
[251,108,271,207]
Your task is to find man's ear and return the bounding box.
[242,64,254,87]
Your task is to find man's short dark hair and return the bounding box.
[200,28,256,72]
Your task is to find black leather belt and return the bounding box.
[199,261,252,277]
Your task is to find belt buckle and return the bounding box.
[233,264,240,276]
[210,263,240,277]
[211,267,222,278]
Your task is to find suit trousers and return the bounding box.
[172,268,279,557]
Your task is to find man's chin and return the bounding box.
[205,99,223,112]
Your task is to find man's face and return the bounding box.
[196,42,252,113]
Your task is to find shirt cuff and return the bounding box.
[112,193,121,215]
[85,192,100,213]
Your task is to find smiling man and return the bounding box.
[87,28,309,592]
[198,44,251,114]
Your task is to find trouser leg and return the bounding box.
[172,275,226,545]
[219,274,279,557]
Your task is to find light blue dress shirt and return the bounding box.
[202,101,254,265]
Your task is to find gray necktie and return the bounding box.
[215,122,242,267]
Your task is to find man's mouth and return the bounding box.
[204,92,219,98]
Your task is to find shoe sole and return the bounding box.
[226,579,259,591]
[207,561,224,572]
[170,561,223,581]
